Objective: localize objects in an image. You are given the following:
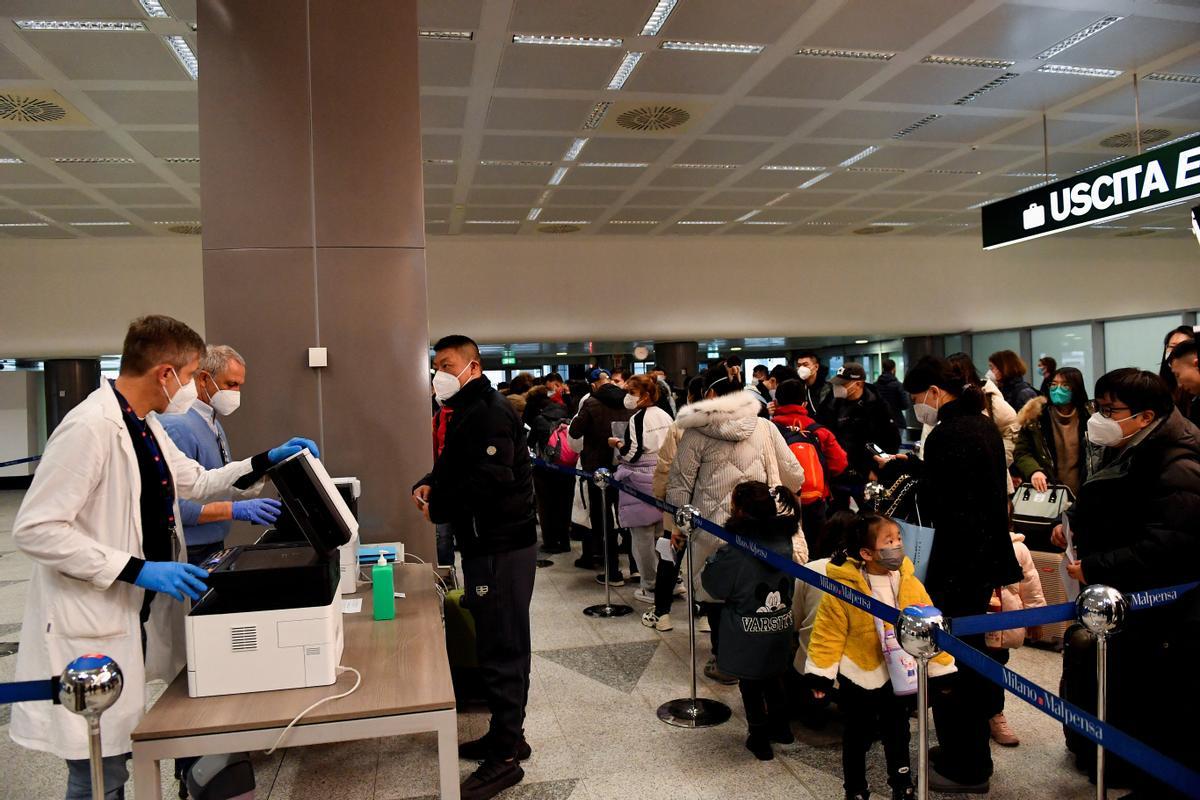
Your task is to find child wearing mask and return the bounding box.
[701,481,802,761]
[805,512,956,800]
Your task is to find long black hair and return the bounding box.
[731,481,801,530]
[903,355,986,415]
[1050,367,1090,416]
[827,511,899,566]
[947,351,994,418]
[1161,325,1195,389]
[702,364,739,397]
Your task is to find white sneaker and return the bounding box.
[697,616,711,633]
[673,581,686,597]
[642,611,673,631]
[633,588,654,604]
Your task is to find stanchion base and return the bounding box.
[536,559,554,568]
[657,697,732,728]
[583,603,633,618]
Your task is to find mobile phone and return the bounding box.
[866,442,888,458]
[416,495,428,506]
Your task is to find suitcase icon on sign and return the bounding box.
[1023,202,1046,230]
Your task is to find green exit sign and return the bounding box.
[501,357,516,365]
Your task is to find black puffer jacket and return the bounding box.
[917,399,1023,597]
[1071,409,1200,630]
[568,382,631,472]
[414,376,536,557]
[817,383,900,478]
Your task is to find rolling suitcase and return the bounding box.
[1027,550,1070,649]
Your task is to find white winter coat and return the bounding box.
[666,391,804,601]
[10,382,260,760]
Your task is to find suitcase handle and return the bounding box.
[1049,488,1058,503]
[1022,486,1032,501]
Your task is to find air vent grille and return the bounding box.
[616,105,691,132]
[0,94,66,123]
[230,626,258,652]
[1099,128,1171,149]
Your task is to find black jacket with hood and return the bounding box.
[817,383,901,478]
[414,376,536,557]
[569,382,632,472]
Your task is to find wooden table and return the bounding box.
[131,564,458,799]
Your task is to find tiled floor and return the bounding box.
[0,489,1116,799]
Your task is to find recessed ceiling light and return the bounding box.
[556,352,569,356]
[0,222,47,227]
[548,167,569,185]
[927,169,981,175]
[954,72,1020,104]
[479,159,552,167]
[419,30,473,41]
[661,40,764,54]
[1142,226,1175,231]
[15,19,146,31]
[52,157,135,164]
[796,47,894,61]
[763,193,791,207]
[672,163,738,169]
[562,138,589,162]
[677,220,727,225]
[872,222,913,226]
[582,101,611,129]
[847,166,906,173]
[579,162,648,168]
[641,0,679,36]
[164,156,200,163]
[165,35,197,79]
[137,0,169,17]
[542,220,590,225]
[744,221,789,225]
[607,51,643,90]
[1036,63,1121,78]
[1003,171,1056,178]
[512,34,622,48]
[608,220,660,224]
[71,221,132,226]
[730,347,743,351]
[526,207,543,221]
[0,157,23,164]
[761,165,824,172]
[152,220,201,225]
[838,147,878,167]
[893,114,941,139]
[465,220,520,224]
[1145,71,1200,85]
[922,54,1015,69]
[805,221,839,226]
[1035,16,1123,60]
[855,339,870,345]
[736,210,761,222]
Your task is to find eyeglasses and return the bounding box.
[1087,401,1135,419]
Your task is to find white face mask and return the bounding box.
[163,367,198,415]
[832,384,848,400]
[432,361,475,403]
[913,388,941,427]
[987,368,1000,384]
[1086,413,1141,447]
[203,374,241,416]
[797,366,813,381]
[623,394,639,410]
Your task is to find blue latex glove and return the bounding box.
[134,561,209,602]
[233,498,283,525]
[268,437,320,464]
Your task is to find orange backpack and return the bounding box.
[780,425,828,505]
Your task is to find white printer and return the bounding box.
[185,450,357,697]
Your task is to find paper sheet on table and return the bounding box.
[342,598,363,614]
[1059,513,1080,601]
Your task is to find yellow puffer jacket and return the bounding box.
[804,556,956,690]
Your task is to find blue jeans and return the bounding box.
[66,754,128,800]
[435,522,455,567]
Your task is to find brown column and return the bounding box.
[198,0,432,558]
[654,342,699,390]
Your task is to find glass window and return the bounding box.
[943,335,965,357]
[1104,314,1185,376]
[1032,324,1094,391]
[828,355,845,374]
[971,331,1022,379]
[556,364,570,376]
[633,362,647,375]
[483,369,507,386]
[745,357,786,376]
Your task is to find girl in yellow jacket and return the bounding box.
[805,512,956,800]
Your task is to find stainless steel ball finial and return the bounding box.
[673,504,699,533]
[896,605,945,660]
[592,467,612,490]
[58,654,124,718]
[1076,584,1128,637]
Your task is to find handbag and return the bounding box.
[545,423,579,467]
[571,476,591,529]
[1012,483,1074,548]
[893,503,935,584]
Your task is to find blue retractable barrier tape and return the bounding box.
[935,631,1200,798]
[0,679,55,705]
[530,457,592,481]
[0,455,40,469]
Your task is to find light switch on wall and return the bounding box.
[308,347,328,368]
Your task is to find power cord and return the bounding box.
[264,666,362,755]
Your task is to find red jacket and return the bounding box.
[432,406,453,459]
[771,404,849,479]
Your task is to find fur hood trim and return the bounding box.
[675,390,763,432]
[1016,395,1046,429]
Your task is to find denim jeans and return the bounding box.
[435,522,455,567]
[66,754,128,800]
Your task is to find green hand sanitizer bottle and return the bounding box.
[373,553,395,620]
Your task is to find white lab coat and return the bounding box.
[10,381,261,760]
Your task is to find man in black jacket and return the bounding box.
[875,358,909,439]
[818,362,900,509]
[412,335,537,800]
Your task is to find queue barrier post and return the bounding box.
[583,468,633,619]
[58,655,124,800]
[657,504,731,729]
[897,605,945,800]
[1075,585,1128,800]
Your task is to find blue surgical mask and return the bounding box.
[1049,386,1072,406]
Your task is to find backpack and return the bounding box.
[777,423,828,505]
[544,423,579,468]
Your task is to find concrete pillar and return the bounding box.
[654,342,699,390]
[197,0,432,558]
[901,336,945,367]
[43,358,100,435]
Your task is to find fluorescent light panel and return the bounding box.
[661,40,763,54]
[71,221,131,226]
[583,101,611,129]
[526,208,543,221]
[479,159,551,167]
[838,147,878,167]
[893,114,941,139]
[954,72,1020,105]
[736,210,761,222]
[798,172,831,189]
[847,166,905,173]
[579,162,648,168]
[466,220,520,224]
[855,339,870,344]
[796,47,894,61]
[922,54,1014,69]
[1036,63,1121,78]
[512,34,622,47]
[419,30,473,41]
[165,35,197,79]
[548,167,569,185]
[542,220,590,225]
[608,220,659,224]
[640,0,679,36]
[164,156,200,163]
[677,220,726,225]
[744,221,788,225]
[1146,71,1200,85]
[607,51,643,90]
[927,169,981,175]
[0,157,23,164]
[1003,171,1056,178]
[0,222,47,227]
[672,163,737,169]
[138,0,169,17]
[15,19,145,30]
[1035,16,1123,60]
[152,220,200,225]
[53,157,135,164]
[562,138,588,162]
[762,165,824,172]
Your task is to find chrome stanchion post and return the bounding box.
[897,605,945,800]
[584,468,632,618]
[58,655,124,800]
[658,505,731,728]
[1076,585,1127,800]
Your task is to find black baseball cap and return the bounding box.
[831,362,867,384]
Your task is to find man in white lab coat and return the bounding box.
[9,315,319,800]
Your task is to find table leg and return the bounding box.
[131,750,162,800]
[436,710,461,800]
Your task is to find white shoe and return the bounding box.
[673,581,686,597]
[698,616,711,633]
[633,588,654,604]
[642,611,673,631]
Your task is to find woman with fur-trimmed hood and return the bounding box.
[1014,366,1092,496]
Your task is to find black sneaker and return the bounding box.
[595,573,625,587]
[768,719,795,745]
[461,759,524,800]
[745,732,774,761]
[892,786,915,800]
[574,557,596,570]
[458,735,532,762]
[891,768,915,800]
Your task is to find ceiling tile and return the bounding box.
[702,189,800,207]
[0,187,93,205]
[902,112,1014,145]
[933,147,1027,172]
[649,168,735,188]
[936,5,1102,61]
[0,208,48,223]
[624,50,753,95]
[626,188,704,206]
[423,164,458,184]
[163,0,197,22]
[85,90,197,125]
[818,170,902,191]
[421,95,469,128]
[805,209,870,225]
[969,72,1106,113]
[560,166,643,187]
[710,104,820,137]
[910,192,991,210]
[859,145,954,169]
[661,0,814,42]
[480,134,573,161]
[7,130,129,158]
[865,64,1016,106]
[23,31,190,81]
[99,186,188,205]
[751,58,887,100]
[127,130,199,158]
[895,172,983,192]
[678,138,770,163]
[467,186,542,205]
[842,192,928,209]
[419,0,483,31]
[45,208,124,223]
[422,134,460,161]
[1067,80,1196,118]
[0,226,74,239]
[995,117,1112,148]
[1056,16,1200,70]
[733,169,819,189]
[485,97,595,131]
[128,206,201,222]
[472,164,556,185]
[419,40,476,87]
[803,0,965,52]
[464,206,525,221]
[78,225,143,237]
[548,187,624,205]
[812,110,929,140]
[54,163,162,183]
[538,206,604,222]
[1,1,134,16]
[0,163,55,185]
[773,141,872,166]
[579,136,673,162]
[609,207,670,221]
[496,44,624,91]
[425,188,453,205]
[164,162,200,182]
[775,190,857,208]
[508,0,650,36]
[0,44,36,80]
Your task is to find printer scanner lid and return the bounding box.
[267,449,357,557]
